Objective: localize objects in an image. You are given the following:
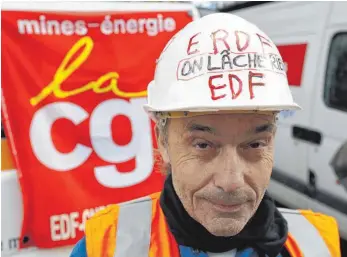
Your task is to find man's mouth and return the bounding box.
[208,200,246,213]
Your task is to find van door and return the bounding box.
[263,2,332,210]
[307,2,347,236]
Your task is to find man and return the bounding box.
[71,13,341,257]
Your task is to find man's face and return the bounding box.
[158,113,276,237]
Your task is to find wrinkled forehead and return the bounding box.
[170,112,276,136]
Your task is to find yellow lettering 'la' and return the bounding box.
[30,36,147,106]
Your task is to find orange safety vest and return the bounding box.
[85,192,341,257]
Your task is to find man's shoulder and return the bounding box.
[74,192,162,257]
[278,208,340,257]
[278,207,339,234]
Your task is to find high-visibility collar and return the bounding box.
[85,192,338,257]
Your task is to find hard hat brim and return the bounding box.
[143,103,302,114]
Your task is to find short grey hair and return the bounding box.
[154,118,171,175]
[156,118,170,145]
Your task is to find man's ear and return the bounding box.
[155,125,170,164]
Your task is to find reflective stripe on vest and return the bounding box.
[85,192,180,257]
[279,208,331,257]
[114,196,152,257]
[85,192,336,257]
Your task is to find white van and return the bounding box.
[226,1,347,240]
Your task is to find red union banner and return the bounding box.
[1,9,193,248]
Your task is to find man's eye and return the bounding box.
[248,141,266,149]
[195,142,210,149]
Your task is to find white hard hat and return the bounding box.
[144,13,301,118]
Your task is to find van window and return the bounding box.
[324,33,347,112]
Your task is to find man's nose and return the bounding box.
[213,146,246,193]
